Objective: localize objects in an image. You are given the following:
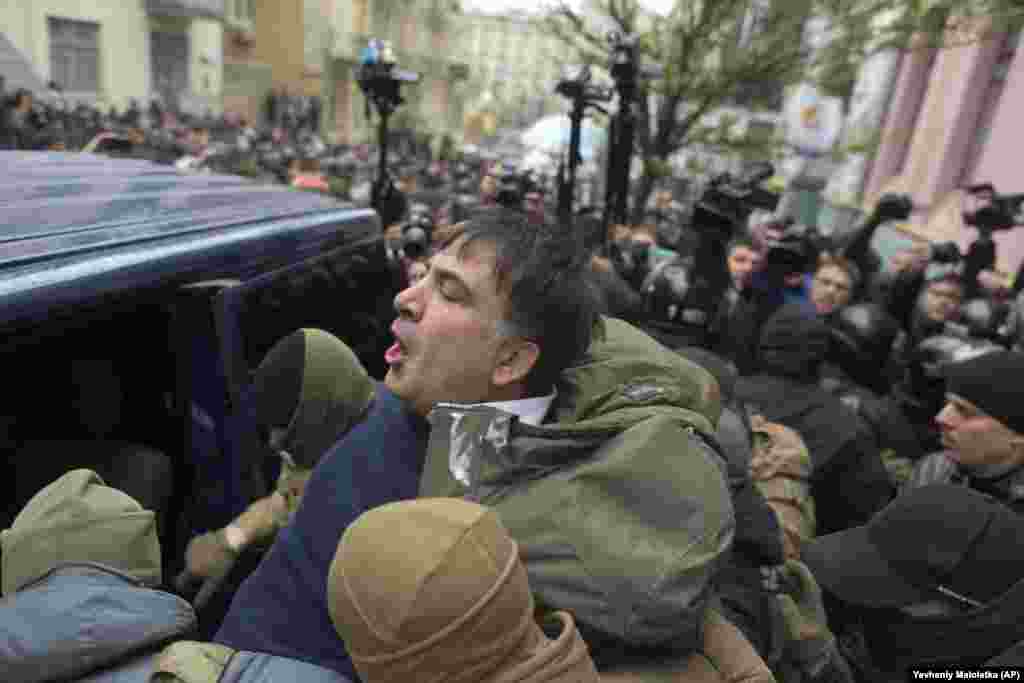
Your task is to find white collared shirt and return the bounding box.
[443,388,556,486]
[478,388,556,427]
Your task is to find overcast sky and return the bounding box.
[462,0,676,17]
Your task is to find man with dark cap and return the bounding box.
[794,485,1024,681]
[175,329,375,636]
[905,350,1024,513]
[735,304,894,534]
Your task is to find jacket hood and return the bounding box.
[0,565,195,683]
[1,469,160,596]
[253,328,374,469]
[327,497,599,683]
[421,317,725,496]
[549,317,722,436]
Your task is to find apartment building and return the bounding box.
[0,0,225,113]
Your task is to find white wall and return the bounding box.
[189,17,223,106]
[0,0,150,109]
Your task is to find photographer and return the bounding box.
[289,157,330,193]
[715,228,817,374]
[706,236,763,362]
[479,162,501,207]
[580,214,645,324]
[1,89,39,150]
[809,254,861,318]
[884,243,964,342]
[651,188,690,253]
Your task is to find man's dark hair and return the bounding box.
[727,235,757,255]
[439,208,599,395]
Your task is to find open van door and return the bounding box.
[169,236,395,545]
[170,280,266,547]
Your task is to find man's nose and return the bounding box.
[935,403,957,429]
[394,280,422,319]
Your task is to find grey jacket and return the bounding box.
[0,563,352,683]
[0,563,195,683]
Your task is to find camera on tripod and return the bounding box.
[555,64,612,105]
[607,32,664,86]
[357,39,420,115]
[496,168,544,209]
[962,184,1024,234]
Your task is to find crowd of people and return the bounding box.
[3,76,1024,683]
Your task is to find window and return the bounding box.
[48,17,100,93]
[353,0,369,35]
[962,30,1021,183]
[227,0,255,28]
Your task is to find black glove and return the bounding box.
[872,194,914,224]
[930,241,962,264]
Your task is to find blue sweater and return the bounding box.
[215,383,428,679]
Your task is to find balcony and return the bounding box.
[145,0,225,20]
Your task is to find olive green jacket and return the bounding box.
[420,317,735,657]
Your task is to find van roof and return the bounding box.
[0,152,380,327]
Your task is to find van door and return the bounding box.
[169,238,396,544]
[170,280,267,546]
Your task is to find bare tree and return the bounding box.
[542,0,1024,222]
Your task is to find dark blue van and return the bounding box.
[0,152,397,580]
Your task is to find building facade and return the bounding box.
[864,22,1024,275]
[323,0,469,145]
[0,0,225,114]
[453,10,574,137]
[221,0,308,126]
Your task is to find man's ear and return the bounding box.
[1009,434,1024,466]
[493,338,540,388]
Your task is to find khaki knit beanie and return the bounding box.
[328,498,598,683]
[1,469,160,595]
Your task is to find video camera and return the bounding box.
[962,184,1024,234]
[357,39,419,117]
[555,63,612,105]
[486,163,540,210]
[399,203,435,260]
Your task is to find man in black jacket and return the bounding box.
[735,304,894,534]
[905,350,1024,514]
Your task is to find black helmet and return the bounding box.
[764,231,811,279]
[827,303,902,395]
[903,334,1003,416]
[642,260,706,326]
[960,298,1010,341]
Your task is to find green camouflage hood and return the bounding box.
[547,316,721,436]
[253,328,375,470]
[1,469,160,596]
[420,318,734,655]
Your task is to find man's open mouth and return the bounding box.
[386,320,415,365]
[385,339,406,365]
